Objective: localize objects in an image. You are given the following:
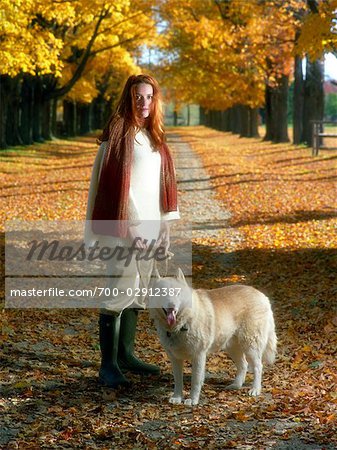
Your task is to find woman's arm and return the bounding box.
[84,142,107,247]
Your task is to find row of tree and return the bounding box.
[1,0,336,150]
[0,0,158,149]
[156,0,337,145]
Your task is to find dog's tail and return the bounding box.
[263,321,277,365]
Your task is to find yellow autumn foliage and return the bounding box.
[0,0,158,101]
[156,0,301,110]
[0,0,64,76]
[63,47,140,103]
[1,0,335,106]
[296,0,337,60]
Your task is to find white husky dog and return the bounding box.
[150,270,277,406]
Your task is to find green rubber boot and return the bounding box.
[118,309,160,375]
[98,313,130,388]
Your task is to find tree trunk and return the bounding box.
[41,98,53,140]
[302,57,324,145]
[63,100,77,136]
[91,95,107,130]
[220,110,229,131]
[293,55,304,145]
[215,110,220,129]
[204,109,210,127]
[45,8,108,102]
[209,110,214,128]
[86,103,92,133]
[217,110,222,130]
[239,106,260,138]
[214,111,219,129]
[264,76,289,143]
[264,84,273,141]
[173,109,178,126]
[77,103,91,134]
[51,98,58,136]
[249,108,260,137]
[76,103,81,135]
[200,107,206,125]
[214,110,220,130]
[32,77,44,142]
[239,105,249,137]
[0,75,11,149]
[5,76,22,147]
[104,98,114,126]
[20,75,34,145]
[232,105,241,134]
[209,110,213,128]
[217,110,223,130]
[274,75,289,143]
[228,107,235,132]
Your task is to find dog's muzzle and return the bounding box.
[163,307,177,327]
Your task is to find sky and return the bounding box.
[325,53,337,79]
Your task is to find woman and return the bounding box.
[86,74,179,388]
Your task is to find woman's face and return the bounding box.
[135,83,153,119]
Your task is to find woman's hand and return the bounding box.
[127,224,148,250]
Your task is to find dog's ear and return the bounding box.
[176,268,186,283]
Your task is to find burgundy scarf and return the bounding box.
[91,118,178,237]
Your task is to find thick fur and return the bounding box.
[150,270,277,406]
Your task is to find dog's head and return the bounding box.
[150,268,191,327]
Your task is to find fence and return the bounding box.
[312,120,337,156]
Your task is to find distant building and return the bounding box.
[324,80,337,94]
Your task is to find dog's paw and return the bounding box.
[184,398,199,406]
[248,387,261,396]
[169,396,182,404]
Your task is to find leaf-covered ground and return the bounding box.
[1,129,336,449]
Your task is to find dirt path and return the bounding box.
[170,132,232,236]
[168,131,244,288]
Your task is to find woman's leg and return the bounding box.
[98,311,130,387]
[118,308,160,375]
[99,246,159,381]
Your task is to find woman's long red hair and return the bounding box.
[98,74,165,149]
